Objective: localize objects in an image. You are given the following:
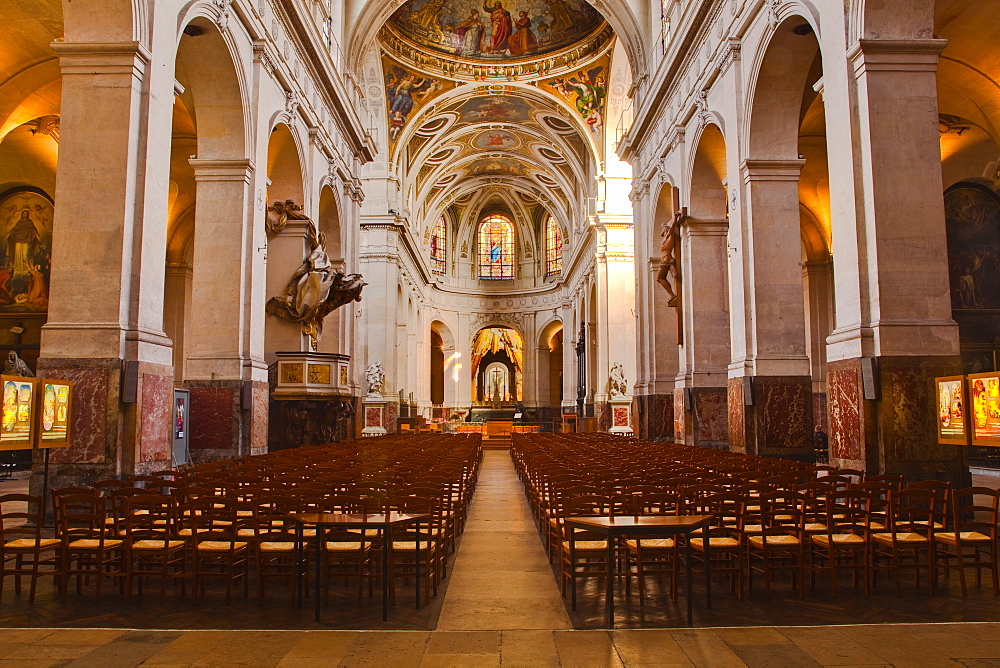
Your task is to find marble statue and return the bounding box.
[656,210,682,307]
[265,205,366,351]
[365,362,386,396]
[4,351,33,377]
[609,361,627,398]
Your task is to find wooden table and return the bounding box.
[565,514,714,627]
[287,511,428,622]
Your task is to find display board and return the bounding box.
[0,376,36,451]
[968,371,1000,447]
[38,378,73,448]
[936,375,969,445]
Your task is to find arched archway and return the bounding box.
[471,326,522,405]
[263,122,307,360]
[730,16,822,456]
[535,320,564,417]
[673,123,731,448]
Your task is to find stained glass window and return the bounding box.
[545,215,563,276]
[430,215,447,275]
[660,0,671,50]
[477,215,515,280]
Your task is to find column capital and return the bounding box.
[189,158,254,182]
[51,40,151,76]
[741,159,806,182]
[848,38,949,74]
[681,217,728,236]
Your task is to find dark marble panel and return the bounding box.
[43,364,117,466]
[880,356,963,467]
[828,362,862,461]
[727,379,746,453]
[385,402,397,433]
[761,377,811,450]
[673,390,685,444]
[694,388,728,445]
[189,386,236,451]
[139,373,172,464]
[250,381,268,456]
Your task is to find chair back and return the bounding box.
[55,494,110,541]
[888,488,937,536]
[0,493,44,551]
[950,487,999,539]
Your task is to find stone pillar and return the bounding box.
[264,219,311,359]
[803,260,834,431]
[729,159,813,458]
[185,159,264,460]
[825,39,966,484]
[37,41,175,487]
[560,304,577,415]
[674,218,729,449]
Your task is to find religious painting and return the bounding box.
[0,189,53,313]
[936,375,969,446]
[39,378,72,447]
[467,157,526,177]
[386,0,604,61]
[544,59,609,135]
[472,130,520,150]
[0,375,35,451]
[308,364,331,385]
[383,59,453,145]
[945,183,1000,311]
[280,362,303,384]
[969,372,1000,447]
[457,96,532,123]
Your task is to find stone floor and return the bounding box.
[2,455,1000,665]
[2,624,1000,666]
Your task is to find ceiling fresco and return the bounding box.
[383,58,456,145]
[542,55,609,135]
[386,0,604,62]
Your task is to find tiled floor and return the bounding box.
[3,459,1000,665]
[1,624,999,666]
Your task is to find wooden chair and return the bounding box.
[747,490,807,598]
[934,487,999,596]
[122,494,186,602]
[624,491,683,605]
[811,490,872,596]
[184,497,249,605]
[558,494,611,610]
[872,488,937,594]
[690,492,745,600]
[0,493,59,603]
[907,480,951,531]
[55,494,125,602]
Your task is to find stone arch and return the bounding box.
[745,16,822,161]
[430,319,457,406]
[174,16,248,161]
[688,123,728,220]
[537,318,564,407]
[266,123,306,207]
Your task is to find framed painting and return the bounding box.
[38,378,72,448]
[0,188,52,314]
[935,375,969,446]
[969,371,1000,447]
[0,375,37,451]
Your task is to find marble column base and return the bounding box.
[362,396,397,436]
[29,358,123,493]
[827,356,970,486]
[727,375,813,459]
[607,398,634,434]
[635,394,674,441]
[184,379,259,463]
[673,387,728,450]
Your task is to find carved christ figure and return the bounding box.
[656,210,682,307]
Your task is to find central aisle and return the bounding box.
[436,449,573,630]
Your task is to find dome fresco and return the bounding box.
[386,0,605,62]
